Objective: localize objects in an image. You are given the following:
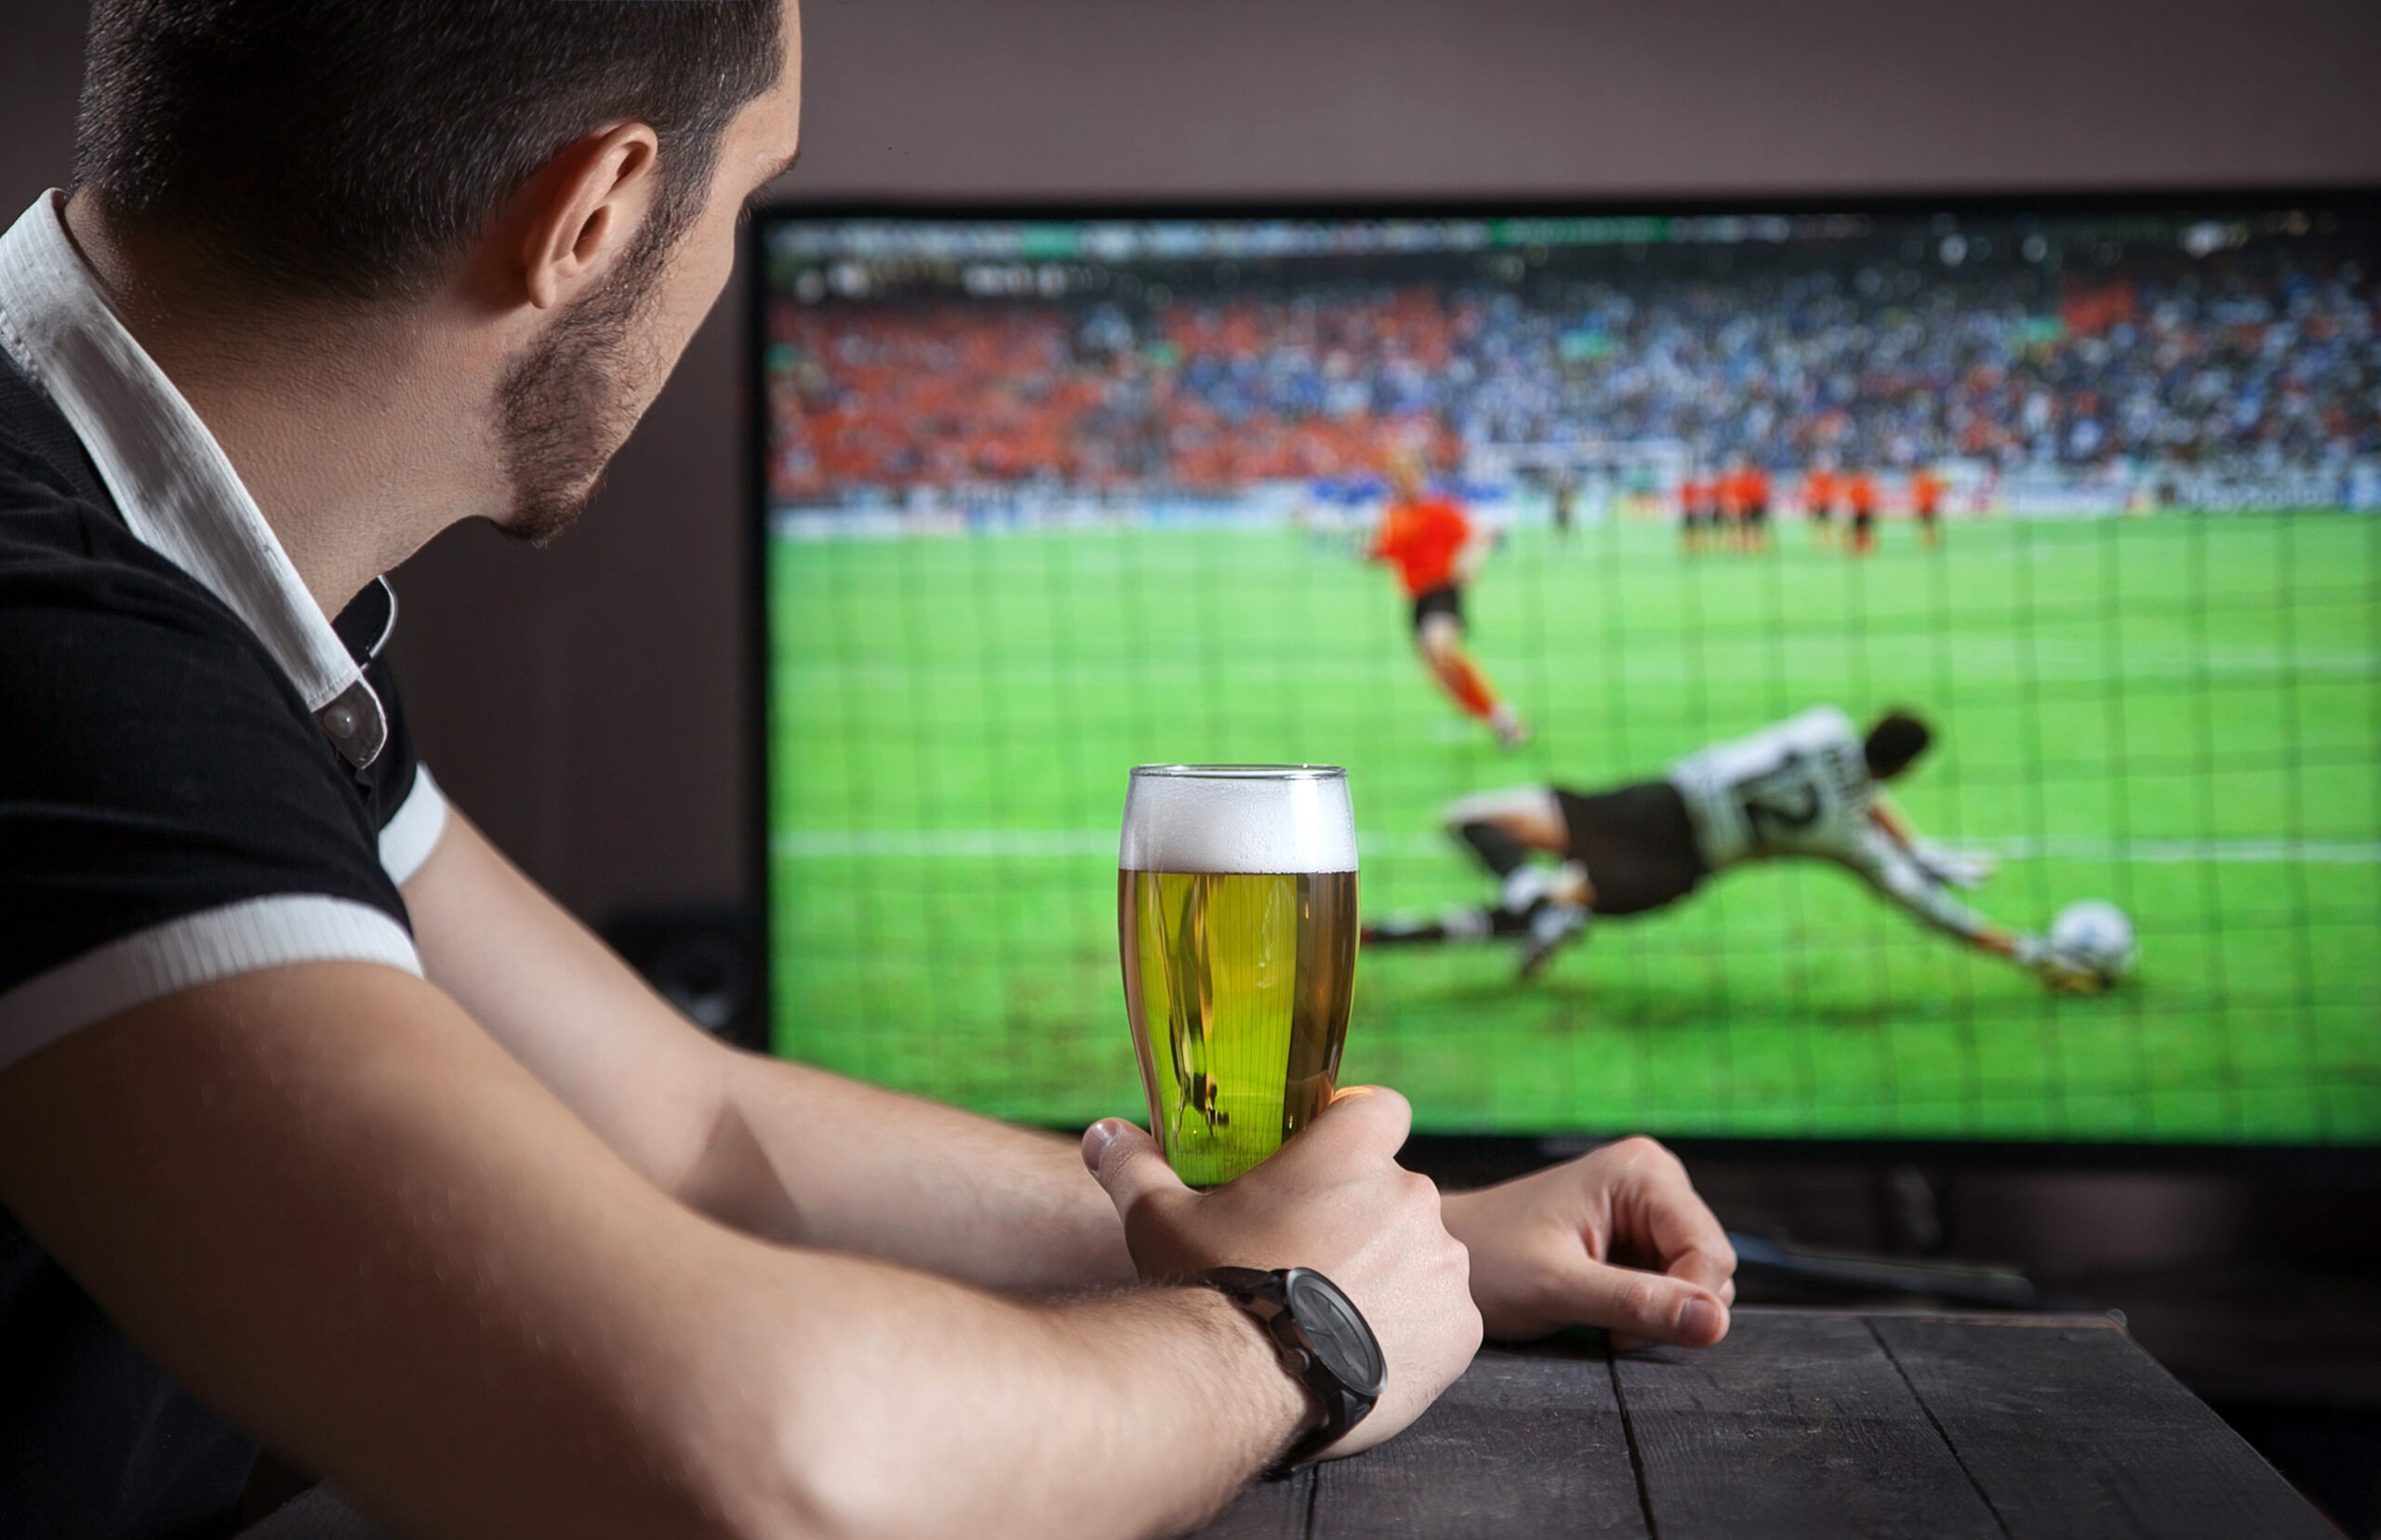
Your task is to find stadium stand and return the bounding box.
[765,250,2377,508]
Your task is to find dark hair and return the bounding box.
[1863,708,1933,779]
[74,0,785,306]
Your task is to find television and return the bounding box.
[747,192,2379,1165]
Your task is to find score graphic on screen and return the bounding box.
[751,197,2380,1151]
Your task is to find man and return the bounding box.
[1844,467,1882,554]
[1678,466,1713,552]
[1728,458,1772,553]
[1368,449,1530,750]
[0,6,1733,1537]
[1364,705,2106,989]
[1801,462,1838,547]
[1910,463,1945,547]
[1550,466,1578,544]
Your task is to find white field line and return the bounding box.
[774,644,2381,686]
[770,830,2381,864]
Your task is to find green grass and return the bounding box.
[765,511,2381,1146]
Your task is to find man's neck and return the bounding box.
[60,193,505,618]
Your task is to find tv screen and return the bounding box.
[752,194,2378,1152]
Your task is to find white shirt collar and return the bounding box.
[0,190,387,768]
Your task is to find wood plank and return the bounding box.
[1869,1315,2337,1540]
[1614,1311,2002,1540]
[1306,1343,1649,1540]
[1185,1465,1312,1540]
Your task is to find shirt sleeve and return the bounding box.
[377,763,448,886]
[1836,826,2003,949]
[0,518,421,1073]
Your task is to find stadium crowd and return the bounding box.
[765,250,2379,503]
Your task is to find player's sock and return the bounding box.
[1440,906,1496,941]
[1517,899,1590,979]
[1441,654,1499,719]
[1488,702,1531,750]
[1363,906,1496,946]
[1500,864,1554,912]
[1456,820,1530,881]
[1363,917,1448,945]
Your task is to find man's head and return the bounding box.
[73,0,801,543]
[1863,708,1933,780]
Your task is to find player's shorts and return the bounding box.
[1411,584,1465,635]
[1916,503,1939,522]
[1746,499,1770,526]
[1807,504,1833,521]
[1551,779,1707,916]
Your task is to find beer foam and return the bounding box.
[1120,767,1358,873]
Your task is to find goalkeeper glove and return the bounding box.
[2015,933,2106,994]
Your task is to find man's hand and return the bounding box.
[1082,1087,1481,1459]
[1439,1136,1736,1347]
[2015,932,2108,994]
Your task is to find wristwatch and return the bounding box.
[1194,1266,1386,1472]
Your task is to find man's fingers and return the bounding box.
[1291,1084,1413,1164]
[1606,1137,1736,1293]
[1663,1240,1738,1297]
[1571,1260,1730,1348]
[1083,1118,1189,1218]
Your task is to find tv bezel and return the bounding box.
[742,185,2381,1178]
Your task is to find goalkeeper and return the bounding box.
[1364,705,2103,989]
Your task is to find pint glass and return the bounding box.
[1118,765,1360,1188]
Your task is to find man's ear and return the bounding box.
[513,122,662,312]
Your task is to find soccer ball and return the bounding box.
[2050,900,2136,984]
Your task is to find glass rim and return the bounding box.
[1128,763,1346,781]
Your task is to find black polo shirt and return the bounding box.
[0,201,443,1534]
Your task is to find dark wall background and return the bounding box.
[9,0,2378,917]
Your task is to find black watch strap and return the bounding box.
[1194,1266,1385,1473]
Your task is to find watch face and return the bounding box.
[1284,1270,1387,1397]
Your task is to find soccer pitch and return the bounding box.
[765,511,2381,1147]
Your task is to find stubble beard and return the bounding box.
[492,226,674,547]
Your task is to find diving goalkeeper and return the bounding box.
[1363,705,2103,989]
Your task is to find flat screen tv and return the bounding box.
[748,192,2378,1163]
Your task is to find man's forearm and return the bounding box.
[698,1055,1137,1292]
[405,812,1135,1293]
[1859,852,2016,956]
[0,962,1308,1540]
[764,1260,1310,1540]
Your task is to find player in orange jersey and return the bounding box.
[1909,465,1945,547]
[1371,451,1530,750]
[1802,464,1838,547]
[1732,461,1774,552]
[1844,468,1881,554]
[1678,470,1711,552]
[1715,464,1746,551]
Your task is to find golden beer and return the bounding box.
[1117,766,1359,1188]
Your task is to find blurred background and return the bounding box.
[6,0,2379,1531]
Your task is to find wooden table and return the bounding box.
[1190,1308,2335,1540]
[243,1308,2333,1540]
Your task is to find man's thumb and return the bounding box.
[1082,1118,1189,1216]
[1575,1261,1730,1348]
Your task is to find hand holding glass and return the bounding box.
[1117,765,1360,1188]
